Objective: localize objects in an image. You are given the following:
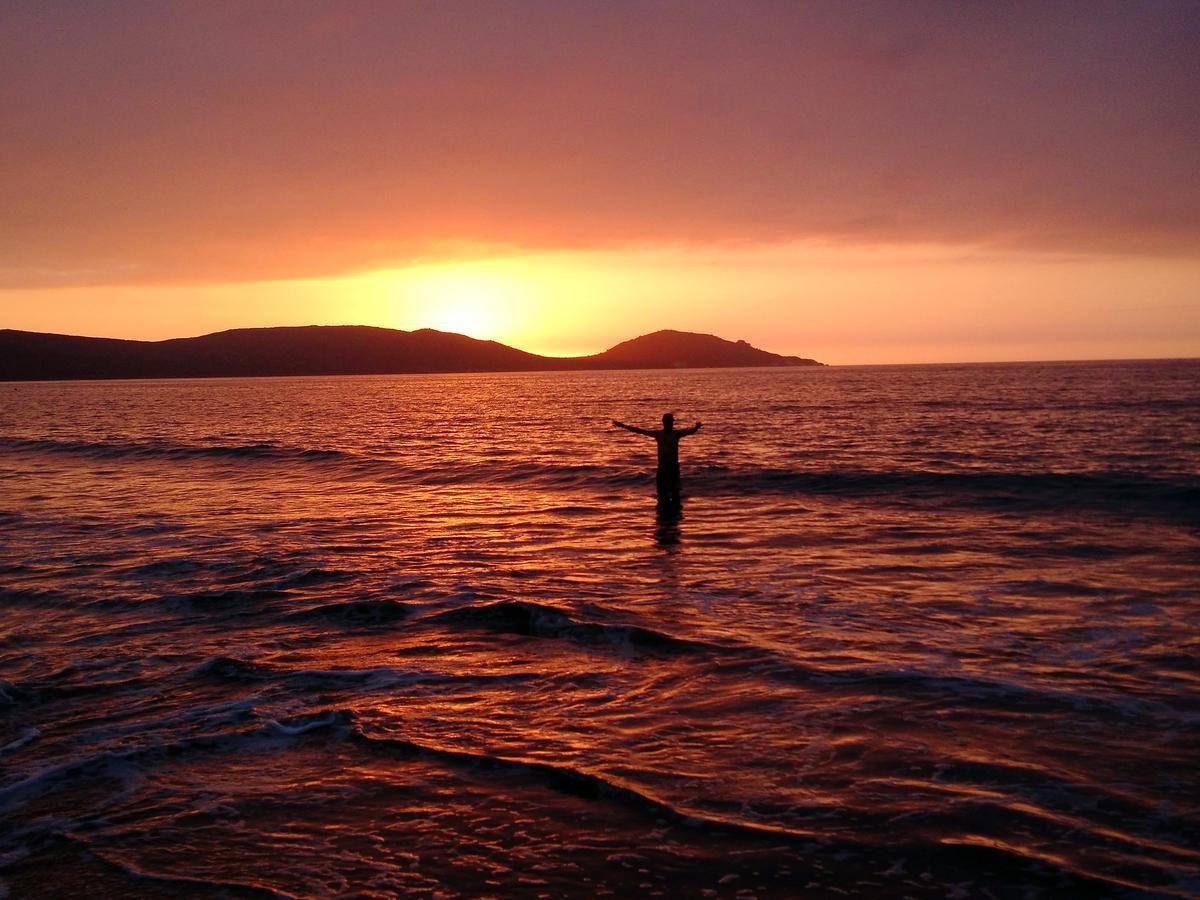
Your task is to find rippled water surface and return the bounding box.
[1,362,1198,898]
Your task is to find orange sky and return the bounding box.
[1,2,1198,363]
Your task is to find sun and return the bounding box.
[425,299,498,339]
[395,265,523,340]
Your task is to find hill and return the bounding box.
[584,329,815,369]
[0,326,822,381]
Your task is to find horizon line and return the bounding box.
[2,322,1197,370]
[4,321,1195,374]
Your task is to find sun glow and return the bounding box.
[397,265,527,340]
[5,245,1198,364]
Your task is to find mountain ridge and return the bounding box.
[0,325,823,381]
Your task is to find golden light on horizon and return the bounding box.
[1,243,1198,364]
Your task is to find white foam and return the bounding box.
[0,727,40,755]
[263,710,346,736]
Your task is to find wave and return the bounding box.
[704,653,1187,725]
[0,434,635,492]
[419,600,1189,723]
[59,836,296,900]
[5,573,1179,728]
[119,558,357,594]
[189,656,410,688]
[190,657,543,695]
[0,587,73,607]
[283,598,413,626]
[436,597,1188,721]
[348,726,829,843]
[265,567,353,590]
[0,435,349,465]
[161,588,290,614]
[254,713,1200,894]
[690,465,1200,518]
[5,434,1196,524]
[190,655,276,682]
[0,699,263,812]
[1,705,1186,896]
[0,679,25,707]
[0,706,819,853]
[0,727,40,756]
[421,600,722,656]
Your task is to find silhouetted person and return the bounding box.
[612,413,702,507]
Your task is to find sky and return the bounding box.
[1,1,1198,364]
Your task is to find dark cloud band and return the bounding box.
[2,1,1197,287]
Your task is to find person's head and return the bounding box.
[662,413,674,430]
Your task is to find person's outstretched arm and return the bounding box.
[680,421,704,437]
[612,420,656,437]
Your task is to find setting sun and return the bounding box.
[398,265,524,340]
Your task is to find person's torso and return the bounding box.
[655,432,681,467]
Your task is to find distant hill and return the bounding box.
[0,326,822,381]
[583,330,817,369]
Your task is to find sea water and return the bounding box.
[1,361,1198,897]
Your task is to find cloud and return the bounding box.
[2,1,1197,287]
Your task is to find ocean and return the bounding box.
[1,360,1197,898]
